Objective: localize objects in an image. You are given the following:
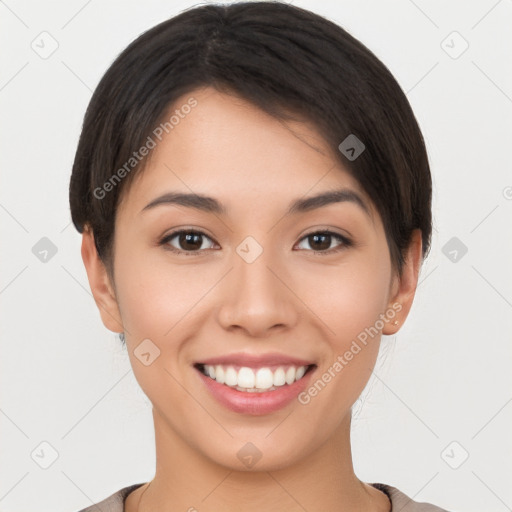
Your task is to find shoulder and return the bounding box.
[73,483,145,512]
[371,482,452,511]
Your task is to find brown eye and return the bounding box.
[160,230,216,254]
[296,231,351,254]
[176,232,203,251]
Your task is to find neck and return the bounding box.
[127,408,390,512]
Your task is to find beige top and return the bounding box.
[75,482,452,511]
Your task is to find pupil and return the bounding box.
[311,233,330,250]
[181,232,201,250]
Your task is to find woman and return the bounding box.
[69,2,450,510]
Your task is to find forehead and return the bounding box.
[118,86,375,220]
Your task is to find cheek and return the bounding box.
[114,255,212,403]
[301,255,391,342]
[294,264,390,427]
[115,247,213,340]
[305,255,391,391]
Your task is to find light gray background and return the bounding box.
[1,1,511,511]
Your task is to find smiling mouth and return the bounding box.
[194,363,317,393]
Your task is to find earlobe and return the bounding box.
[81,226,124,334]
[382,229,423,336]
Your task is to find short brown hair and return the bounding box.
[69,1,432,279]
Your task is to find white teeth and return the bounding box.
[295,366,306,380]
[224,366,238,386]
[201,364,310,391]
[215,365,225,384]
[237,367,255,388]
[255,368,273,389]
[273,367,286,386]
[285,366,296,385]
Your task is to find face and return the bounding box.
[83,86,420,472]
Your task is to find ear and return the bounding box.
[382,229,423,335]
[81,225,124,333]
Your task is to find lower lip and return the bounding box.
[196,367,315,415]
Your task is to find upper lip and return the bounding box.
[196,352,316,368]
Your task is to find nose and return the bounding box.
[216,247,299,338]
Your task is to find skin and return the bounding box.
[81,86,423,512]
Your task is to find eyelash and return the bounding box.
[158,229,353,256]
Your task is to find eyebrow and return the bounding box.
[141,188,371,218]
